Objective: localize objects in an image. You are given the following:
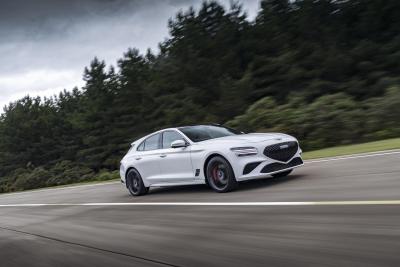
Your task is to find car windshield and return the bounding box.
[178,125,241,142]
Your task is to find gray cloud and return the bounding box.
[0,0,260,110]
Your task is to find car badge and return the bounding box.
[280,144,289,149]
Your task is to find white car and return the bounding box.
[120,125,303,196]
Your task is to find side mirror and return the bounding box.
[171,140,187,148]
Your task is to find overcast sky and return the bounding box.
[0,0,260,110]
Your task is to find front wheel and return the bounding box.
[206,156,238,193]
[126,168,149,196]
[271,169,292,178]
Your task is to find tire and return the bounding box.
[271,169,292,178]
[126,168,149,196]
[206,156,238,193]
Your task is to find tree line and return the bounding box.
[1,0,400,192]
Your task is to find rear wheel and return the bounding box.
[271,169,292,178]
[206,156,238,193]
[126,168,149,196]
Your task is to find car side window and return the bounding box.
[143,133,160,151]
[137,142,144,151]
[162,131,185,149]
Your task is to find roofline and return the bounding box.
[130,124,227,145]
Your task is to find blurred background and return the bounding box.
[0,0,399,193]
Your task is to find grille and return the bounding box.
[263,141,299,162]
[261,157,303,173]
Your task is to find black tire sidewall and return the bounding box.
[206,156,237,193]
[127,169,148,196]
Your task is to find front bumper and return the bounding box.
[232,143,303,181]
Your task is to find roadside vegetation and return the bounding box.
[1,0,400,193]
[302,138,400,159]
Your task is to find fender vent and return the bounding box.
[195,169,200,176]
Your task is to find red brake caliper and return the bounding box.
[212,166,219,183]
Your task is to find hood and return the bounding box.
[199,133,294,144]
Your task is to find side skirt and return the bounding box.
[150,180,206,187]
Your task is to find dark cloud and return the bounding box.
[0,0,200,38]
[1,0,148,24]
[2,1,159,41]
[0,0,259,109]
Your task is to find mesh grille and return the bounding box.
[261,157,303,173]
[263,141,299,162]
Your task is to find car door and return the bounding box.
[157,130,194,183]
[134,133,162,184]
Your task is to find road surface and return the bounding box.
[1,151,400,266]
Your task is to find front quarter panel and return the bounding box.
[189,143,235,181]
[191,134,302,182]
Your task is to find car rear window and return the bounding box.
[143,133,160,151]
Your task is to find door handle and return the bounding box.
[135,157,142,160]
[159,154,167,158]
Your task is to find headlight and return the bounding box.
[230,147,258,157]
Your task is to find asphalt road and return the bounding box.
[1,151,400,267]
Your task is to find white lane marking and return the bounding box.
[305,150,400,163]
[1,200,400,207]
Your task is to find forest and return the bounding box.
[1,0,400,192]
